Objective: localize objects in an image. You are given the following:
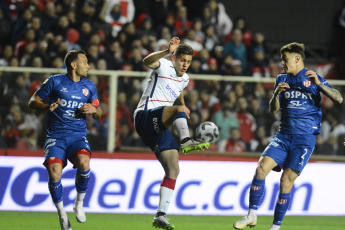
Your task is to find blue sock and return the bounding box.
[249,178,265,210]
[173,112,187,121]
[75,169,90,193]
[273,192,291,225]
[48,180,63,203]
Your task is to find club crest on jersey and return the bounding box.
[82,88,89,96]
[278,198,287,205]
[303,80,311,87]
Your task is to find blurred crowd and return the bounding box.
[0,0,344,155]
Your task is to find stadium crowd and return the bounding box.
[0,0,344,155]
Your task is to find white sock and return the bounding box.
[55,201,65,212]
[271,224,281,229]
[173,118,190,141]
[75,192,85,206]
[157,186,174,213]
[248,209,257,217]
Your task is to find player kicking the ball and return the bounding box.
[134,37,210,229]
[233,42,343,230]
[28,50,102,230]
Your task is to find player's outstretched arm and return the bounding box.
[28,93,60,112]
[306,70,343,104]
[269,82,290,114]
[143,37,180,69]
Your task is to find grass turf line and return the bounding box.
[0,211,344,230]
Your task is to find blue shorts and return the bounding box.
[262,131,316,174]
[43,134,91,166]
[134,107,179,155]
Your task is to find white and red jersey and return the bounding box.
[134,58,189,117]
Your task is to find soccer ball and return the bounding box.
[195,121,219,144]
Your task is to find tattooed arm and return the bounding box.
[306,70,343,104]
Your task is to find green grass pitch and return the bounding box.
[0,211,344,230]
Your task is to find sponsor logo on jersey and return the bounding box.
[72,96,81,99]
[166,84,178,98]
[83,88,89,96]
[60,99,84,108]
[284,90,312,100]
[303,80,311,87]
[278,198,287,205]
[251,185,261,191]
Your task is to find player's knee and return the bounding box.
[280,176,294,192]
[49,170,62,181]
[256,165,268,179]
[167,165,180,178]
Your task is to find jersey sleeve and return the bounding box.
[318,74,332,88]
[35,76,54,100]
[88,82,100,108]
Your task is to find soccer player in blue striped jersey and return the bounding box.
[233,42,343,230]
[28,50,102,230]
[134,37,210,229]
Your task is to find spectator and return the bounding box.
[183,29,203,55]
[227,16,253,47]
[203,24,219,51]
[223,28,248,72]
[212,99,239,143]
[207,0,233,40]
[249,46,270,78]
[218,128,246,153]
[175,6,193,37]
[235,97,257,150]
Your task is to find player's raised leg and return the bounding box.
[162,105,210,154]
[72,151,91,223]
[234,156,276,230]
[152,149,179,230]
[46,158,72,230]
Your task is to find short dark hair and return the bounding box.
[64,50,86,72]
[174,44,194,57]
[280,42,305,60]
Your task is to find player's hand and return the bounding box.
[168,37,180,53]
[274,82,290,95]
[49,98,60,112]
[79,103,96,114]
[305,70,321,85]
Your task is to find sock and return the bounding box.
[173,112,189,141]
[249,178,265,210]
[55,201,65,212]
[48,180,63,204]
[273,192,291,225]
[75,169,90,193]
[157,177,176,214]
[248,209,257,218]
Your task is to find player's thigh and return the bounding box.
[162,105,186,127]
[43,138,68,165]
[286,134,316,174]
[256,155,279,178]
[66,136,91,166]
[135,107,165,140]
[261,132,291,170]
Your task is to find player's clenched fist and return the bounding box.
[49,98,60,112]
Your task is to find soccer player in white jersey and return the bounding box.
[134,37,210,229]
[29,50,102,230]
[233,43,343,230]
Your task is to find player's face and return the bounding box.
[75,54,90,77]
[173,54,192,76]
[281,52,298,75]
